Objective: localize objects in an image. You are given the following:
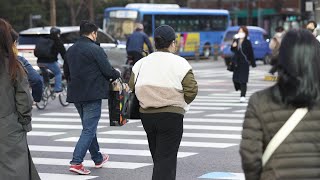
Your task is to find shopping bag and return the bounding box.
[108,79,130,126]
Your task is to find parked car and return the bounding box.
[220,26,271,65]
[17,26,127,71]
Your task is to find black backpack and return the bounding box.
[34,37,55,59]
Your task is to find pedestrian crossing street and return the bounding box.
[29,66,274,179]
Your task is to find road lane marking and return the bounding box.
[137,125,242,131]
[183,118,243,123]
[28,131,66,136]
[206,114,245,118]
[33,157,152,169]
[198,172,244,179]
[56,137,237,148]
[100,130,241,139]
[191,102,247,106]
[190,106,231,110]
[40,112,109,117]
[39,173,98,180]
[31,124,106,129]
[29,145,196,158]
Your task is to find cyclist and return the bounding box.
[36,27,66,93]
[126,23,154,65]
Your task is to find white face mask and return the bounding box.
[237,32,246,39]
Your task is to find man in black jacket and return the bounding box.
[64,20,120,175]
[36,27,66,93]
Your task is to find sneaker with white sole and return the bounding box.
[240,96,246,103]
[95,153,109,168]
[69,164,91,175]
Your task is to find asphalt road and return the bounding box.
[28,58,275,180]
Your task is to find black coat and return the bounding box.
[64,36,120,103]
[231,38,255,83]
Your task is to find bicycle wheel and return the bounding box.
[36,86,49,110]
[59,83,69,107]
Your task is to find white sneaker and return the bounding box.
[240,96,246,103]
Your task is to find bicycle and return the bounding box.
[36,65,69,110]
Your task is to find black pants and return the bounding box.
[234,82,247,97]
[127,51,144,65]
[141,112,184,180]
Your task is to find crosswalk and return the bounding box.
[28,65,274,179]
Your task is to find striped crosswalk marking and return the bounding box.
[29,145,197,158]
[190,106,231,110]
[183,118,243,123]
[32,124,106,129]
[33,157,152,169]
[206,114,245,118]
[138,125,242,131]
[41,112,109,117]
[100,130,241,140]
[191,102,247,107]
[39,173,98,180]
[56,137,237,148]
[28,131,65,136]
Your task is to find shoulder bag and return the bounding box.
[262,108,308,167]
[125,64,143,119]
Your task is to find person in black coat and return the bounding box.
[231,26,256,103]
[64,20,120,175]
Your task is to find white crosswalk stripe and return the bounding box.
[56,137,238,148]
[33,157,152,169]
[29,145,197,158]
[39,173,98,180]
[100,130,241,139]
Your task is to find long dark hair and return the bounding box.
[239,26,249,38]
[0,18,24,81]
[275,29,320,108]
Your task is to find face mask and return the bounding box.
[238,32,246,39]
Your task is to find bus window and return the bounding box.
[143,15,152,36]
[155,15,228,32]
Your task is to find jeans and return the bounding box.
[141,112,184,180]
[70,99,103,164]
[38,62,62,92]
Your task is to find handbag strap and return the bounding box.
[262,108,308,167]
[134,62,144,86]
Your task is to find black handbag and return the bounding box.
[227,62,235,72]
[126,91,140,119]
[124,63,143,119]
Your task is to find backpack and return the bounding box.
[34,37,55,59]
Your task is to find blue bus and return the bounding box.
[103,3,230,58]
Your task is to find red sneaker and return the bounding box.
[95,153,109,168]
[69,164,91,175]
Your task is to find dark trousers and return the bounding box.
[141,112,184,180]
[127,51,144,65]
[234,82,247,97]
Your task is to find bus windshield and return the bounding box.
[105,18,136,42]
[104,9,138,42]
